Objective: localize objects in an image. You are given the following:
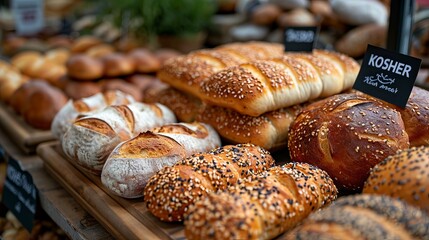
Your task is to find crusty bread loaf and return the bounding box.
[51,90,135,140]
[200,50,359,116]
[288,93,409,192]
[184,162,338,240]
[363,146,429,214]
[61,102,176,175]
[101,53,136,77]
[101,122,221,199]
[0,61,28,102]
[144,143,274,221]
[66,54,104,80]
[281,194,429,240]
[70,36,103,53]
[157,41,284,98]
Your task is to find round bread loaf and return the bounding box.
[251,3,282,26]
[84,44,115,59]
[281,194,429,240]
[363,146,429,214]
[128,48,161,73]
[63,78,102,100]
[102,53,136,77]
[288,93,409,192]
[9,80,46,114]
[101,79,143,101]
[66,55,104,80]
[70,36,102,53]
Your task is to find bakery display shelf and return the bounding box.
[0,102,55,154]
[37,142,186,240]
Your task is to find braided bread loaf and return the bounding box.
[144,143,275,222]
[101,122,221,199]
[61,102,176,175]
[184,162,338,240]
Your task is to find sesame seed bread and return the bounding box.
[101,122,221,199]
[281,194,429,240]
[363,146,429,214]
[287,93,409,192]
[143,143,274,222]
[200,49,359,116]
[184,162,338,240]
[61,102,177,175]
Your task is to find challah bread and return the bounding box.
[363,146,429,214]
[184,162,338,240]
[144,143,274,221]
[51,90,136,140]
[101,122,221,199]
[196,104,302,151]
[157,41,284,98]
[61,102,176,175]
[288,93,409,192]
[281,194,429,240]
[200,50,359,116]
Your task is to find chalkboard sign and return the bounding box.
[1,157,38,231]
[284,26,318,52]
[353,45,422,108]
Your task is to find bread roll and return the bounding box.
[100,79,143,102]
[331,0,388,26]
[84,44,115,59]
[288,93,409,192]
[184,162,338,240]
[11,51,42,70]
[61,102,176,174]
[281,194,429,240]
[277,8,317,28]
[128,48,161,73]
[66,55,104,80]
[70,36,102,53]
[363,146,429,214]
[101,122,222,199]
[101,53,135,77]
[63,79,102,100]
[45,48,70,65]
[251,3,282,26]
[51,90,135,140]
[9,80,47,114]
[0,65,28,102]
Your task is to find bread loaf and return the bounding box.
[0,61,28,102]
[184,162,338,240]
[63,78,102,100]
[157,41,284,98]
[363,146,429,214]
[101,53,135,77]
[101,122,221,199]
[200,50,359,116]
[128,48,161,73]
[51,90,135,140]
[61,102,176,174]
[288,93,409,192]
[66,54,104,80]
[144,143,274,221]
[281,194,429,240]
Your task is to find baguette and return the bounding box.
[200,50,359,116]
[184,162,338,240]
[61,102,176,175]
[101,122,221,199]
[143,143,274,221]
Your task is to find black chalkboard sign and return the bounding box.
[353,45,422,108]
[284,26,318,52]
[1,157,38,231]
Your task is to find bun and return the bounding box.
[61,103,176,174]
[66,54,104,80]
[9,80,46,114]
[288,93,409,192]
[251,4,282,26]
[101,122,222,199]
[63,78,102,100]
[45,48,70,65]
[363,146,429,214]
[84,44,115,58]
[277,8,317,28]
[282,194,429,239]
[101,53,135,77]
[51,90,135,140]
[184,162,338,240]
[128,48,161,73]
[200,50,359,116]
[100,79,143,102]
[0,62,28,102]
[70,36,103,53]
[144,143,274,221]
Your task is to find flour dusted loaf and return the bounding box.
[184,162,337,240]
[144,143,274,222]
[288,93,409,192]
[52,90,135,140]
[281,194,429,240]
[101,122,221,199]
[200,49,359,116]
[61,102,176,175]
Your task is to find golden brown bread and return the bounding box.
[9,80,47,114]
[281,194,429,240]
[84,44,115,59]
[101,53,136,77]
[101,122,222,199]
[251,3,283,26]
[70,36,103,53]
[288,93,409,192]
[144,143,275,222]
[184,162,338,240]
[66,54,104,80]
[63,78,102,100]
[363,146,429,214]
[100,79,143,102]
[0,61,28,102]
[45,48,70,65]
[128,48,161,73]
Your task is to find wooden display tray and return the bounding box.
[37,141,185,240]
[0,102,55,154]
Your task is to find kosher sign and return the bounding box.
[2,157,38,232]
[12,0,44,35]
[284,26,318,52]
[353,45,422,108]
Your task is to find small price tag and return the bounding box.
[1,157,38,232]
[353,45,422,108]
[284,26,318,52]
[12,0,44,35]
